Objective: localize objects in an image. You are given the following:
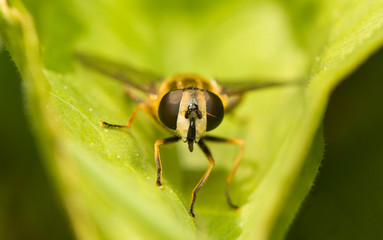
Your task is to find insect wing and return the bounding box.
[218,79,304,96]
[76,52,163,94]
[217,79,304,112]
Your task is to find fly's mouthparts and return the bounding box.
[187,118,196,152]
[187,139,194,152]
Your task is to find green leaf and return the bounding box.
[1,0,382,239]
[287,46,383,240]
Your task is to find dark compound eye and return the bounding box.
[158,90,183,129]
[204,91,224,131]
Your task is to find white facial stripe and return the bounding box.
[176,90,207,142]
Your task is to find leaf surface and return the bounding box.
[1,0,382,239]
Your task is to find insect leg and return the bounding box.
[204,136,245,209]
[189,139,215,219]
[100,102,146,129]
[154,136,180,188]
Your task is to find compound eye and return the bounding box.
[158,90,183,129]
[204,91,224,131]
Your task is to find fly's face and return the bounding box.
[158,81,224,152]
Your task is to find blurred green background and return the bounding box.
[0,45,75,240]
[1,43,383,240]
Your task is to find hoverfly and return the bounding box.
[77,53,298,219]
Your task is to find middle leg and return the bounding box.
[204,136,245,209]
[189,139,215,219]
[100,102,147,129]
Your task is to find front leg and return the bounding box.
[154,136,180,187]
